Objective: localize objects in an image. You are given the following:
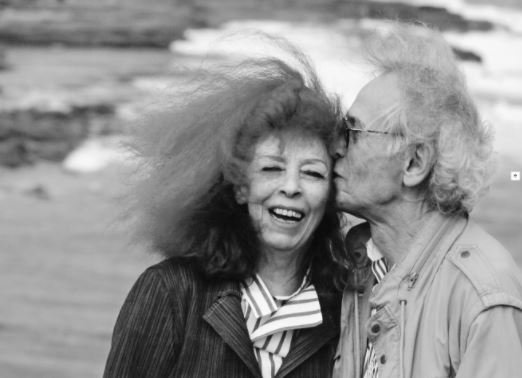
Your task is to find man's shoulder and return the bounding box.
[445,220,522,310]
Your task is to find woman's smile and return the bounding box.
[269,206,305,223]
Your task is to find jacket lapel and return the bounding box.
[276,290,341,378]
[203,288,261,378]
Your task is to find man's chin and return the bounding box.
[334,195,352,213]
[335,199,363,217]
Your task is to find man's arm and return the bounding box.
[456,305,522,377]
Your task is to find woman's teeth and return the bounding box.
[270,207,304,221]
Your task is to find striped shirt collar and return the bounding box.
[366,238,384,262]
[241,268,323,377]
[242,269,312,319]
[241,268,322,341]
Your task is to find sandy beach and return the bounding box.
[0,163,157,377]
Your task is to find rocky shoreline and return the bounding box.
[0,0,495,167]
[0,105,114,167]
[0,1,493,48]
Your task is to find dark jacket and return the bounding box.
[104,257,341,378]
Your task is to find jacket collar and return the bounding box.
[371,212,468,303]
[202,282,262,378]
[202,279,340,378]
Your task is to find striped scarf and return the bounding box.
[241,271,322,378]
[363,245,389,378]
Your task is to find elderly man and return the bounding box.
[333,23,522,378]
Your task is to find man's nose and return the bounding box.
[334,137,347,160]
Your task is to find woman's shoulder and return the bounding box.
[140,257,238,295]
[141,257,204,289]
[133,257,240,312]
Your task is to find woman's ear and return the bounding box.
[402,143,434,188]
[234,186,248,204]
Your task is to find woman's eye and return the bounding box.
[261,166,282,172]
[303,170,326,179]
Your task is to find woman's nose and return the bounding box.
[280,171,301,197]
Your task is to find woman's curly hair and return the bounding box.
[125,40,350,288]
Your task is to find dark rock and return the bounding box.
[0,45,6,70]
[23,184,51,200]
[0,105,116,167]
[190,0,495,33]
[0,138,32,167]
[334,2,494,32]
[0,1,193,47]
[452,46,483,63]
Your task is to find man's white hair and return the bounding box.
[363,22,494,215]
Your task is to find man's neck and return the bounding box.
[366,203,433,267]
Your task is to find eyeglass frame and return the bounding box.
[342,113,391,148]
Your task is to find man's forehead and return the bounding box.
[349,73,401,127]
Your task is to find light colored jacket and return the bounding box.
[333,213,522,378]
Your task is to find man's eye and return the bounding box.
[350,130,360,143]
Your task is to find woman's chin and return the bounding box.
[260,234,310,255]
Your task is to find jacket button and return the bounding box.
[380,355,386,364]
[370,323,381,334]
[460,250,470,258]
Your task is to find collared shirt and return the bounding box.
[241,270,322,378]
[363,239,388,378]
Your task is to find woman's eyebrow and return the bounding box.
[257,155,285,162]
[302,158,328,166]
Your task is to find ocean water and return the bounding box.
[441,0,522,10]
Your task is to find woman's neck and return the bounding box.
[256,249,304,297]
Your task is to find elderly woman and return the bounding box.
[333,23,522,378]
[103,48,350,378]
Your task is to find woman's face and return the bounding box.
[239,132,332,256]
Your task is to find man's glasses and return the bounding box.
[342,114,391,147]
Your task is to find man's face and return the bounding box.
[334,73,405,218]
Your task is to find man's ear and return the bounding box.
[402,143,434,188]
[234,186,248,205]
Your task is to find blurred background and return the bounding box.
[1,0,521,377]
